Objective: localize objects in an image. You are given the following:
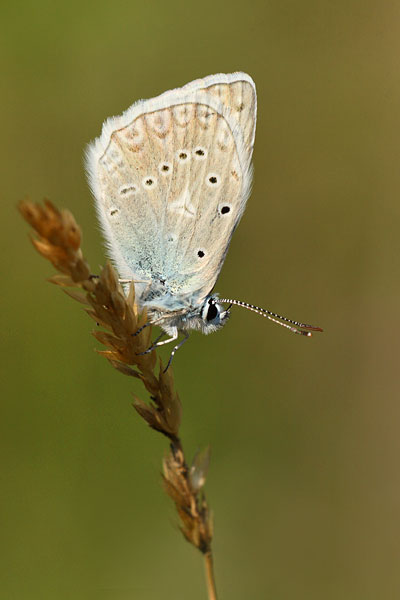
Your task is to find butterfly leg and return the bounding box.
[136,328,178,356]
[132,322,152,337]
[136,331,167,356]
[164,332,189,372]
[152,328,178,348]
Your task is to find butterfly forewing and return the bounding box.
[196,77,257,153]
[87,73,257,309]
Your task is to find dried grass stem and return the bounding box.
[19,199,217,599]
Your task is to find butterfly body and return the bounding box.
[86,72,257,340]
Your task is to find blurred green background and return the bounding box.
[2,1,400,598]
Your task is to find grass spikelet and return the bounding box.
[19,199,218,600]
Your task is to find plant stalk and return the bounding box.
[204,551,218,600]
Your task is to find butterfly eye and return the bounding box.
[206,302,219,322]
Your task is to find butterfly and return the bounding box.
[86,72,322,368]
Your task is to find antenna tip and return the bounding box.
[304,326,323,336]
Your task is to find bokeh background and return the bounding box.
[2,1,400,598]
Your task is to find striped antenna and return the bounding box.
[219,299,323,337]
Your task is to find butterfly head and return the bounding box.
[198,295,230,334]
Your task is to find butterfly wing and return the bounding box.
[86,72,257,308]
